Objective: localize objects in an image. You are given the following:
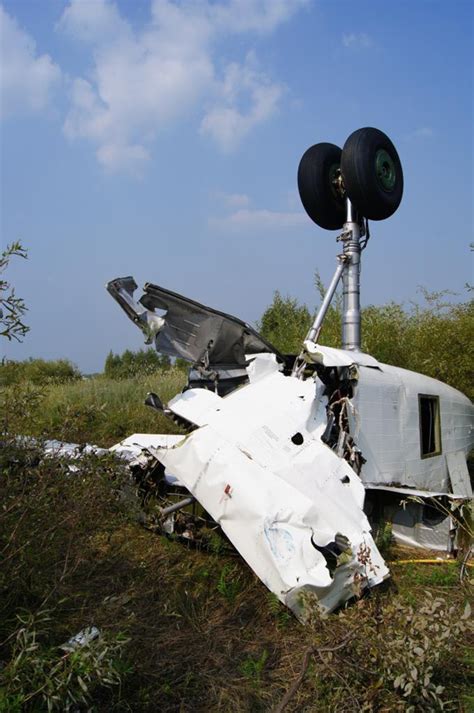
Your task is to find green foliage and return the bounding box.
[0,610,129,712]
[1,380,46,437]
[267,593,292,628]
[296,589,472,712]
[257,290,312,354]
[381,595,471,709]
[216,563,241,603]
[240,649,268,685]
[1,368,187,446]
[374,520,394,558]
[400,289,474,400]
[258,277,474,399]
[0,241,29,342]
[174,357,190,371]
[398,563,460,588]
[0,429,136,711]
[361,289,473,399]
[0,358,81,386]
[361,301,409,364]
[104,348,171,379]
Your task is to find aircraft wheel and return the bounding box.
[298,143,346,230]
[341,127,403,220]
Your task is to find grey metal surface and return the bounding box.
[107,277,283,367]
[341,198,361,350]
[160,496,195,517]
[307,255,346,344]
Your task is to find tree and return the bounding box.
[104,348,171,379]
[258,279,473,400]
[257,291,312,354]
[0,241,29,341]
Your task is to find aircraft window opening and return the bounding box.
[418,394,442,458]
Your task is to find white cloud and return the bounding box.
[342,32,373,49]
[211,0,309,34]
[0,4,61,119]
[200,53,283,151]
[216,192,251,208]
[97,142,150,175]
[58,0,305,173]
[57,0,129,43]
[210,207,307,231]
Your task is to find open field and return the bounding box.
[1,374,473,711]
[1,369,187,447]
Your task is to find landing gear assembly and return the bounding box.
[297,127,403,230]
[296,127,403,353]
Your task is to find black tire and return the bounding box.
[341,127,403,220]
[297,143,345,230]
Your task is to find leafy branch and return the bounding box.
[0,241,29,342]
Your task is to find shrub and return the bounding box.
[258,280,473,399]
[257,291,312,354]
[0,358,81,386]
[104,348,171,379]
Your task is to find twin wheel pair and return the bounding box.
[298,127,404,230]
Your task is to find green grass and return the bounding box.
[396,562,461,588]
[2,369,186,446]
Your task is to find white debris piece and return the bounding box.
[110,433,186,485]
[152,365,388,621]
[60,626,100,651]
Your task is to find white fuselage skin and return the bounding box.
[353,362,473,495]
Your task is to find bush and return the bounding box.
[0,358,81,386]
[258,280,473,400]
[257,291,312,355]
[104,348,171,379]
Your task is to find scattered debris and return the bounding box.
[60,626,100,652]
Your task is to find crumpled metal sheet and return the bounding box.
[151,369,388,620]
[304,341,381,369]
[110,433,186,486]
[107,277,283,367]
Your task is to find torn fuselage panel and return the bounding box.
[106,277,285,395]
[149,368,388,620]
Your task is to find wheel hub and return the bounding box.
[375,149,396,191]
[330,165,345,199]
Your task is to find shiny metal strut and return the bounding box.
[341,198,361,351]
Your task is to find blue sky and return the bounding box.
[1,0,472,372]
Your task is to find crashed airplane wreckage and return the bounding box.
[107,128,473,621]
